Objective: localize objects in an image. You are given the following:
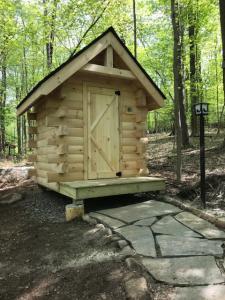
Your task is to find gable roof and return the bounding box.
[17,27,166,116]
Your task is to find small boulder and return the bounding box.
[118,239,128,249]
[125,277,150,300]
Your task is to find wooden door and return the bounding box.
[87,86,120,179]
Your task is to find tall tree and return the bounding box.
[43,0,58,70]
[0,54,7,155]
[171,0,189,151]
[219,0,225,104]
[133,0,137,58]
[171,0,182,181]
[188,0,203,136]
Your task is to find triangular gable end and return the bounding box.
[17,27,165,116]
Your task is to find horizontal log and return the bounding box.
[46,116,83,128]
[122,130,136,138]
[28,168,36,178]
[122,114,136,122]
[122,146,137,153]
[48,137,84,146]
[47,172,84,183]
[122,138,137,146]
[55,107,67,118]
[121,161,137,170]
[46,99,83,110]
[48,155,66,163]
[36,146,57,155]
[81,63,135,80]
[136,143,146,155]
[37,177,59,192]
[136,129,145,138]
[123,153,138,160]
[36,155,48,163]
[48,154,83,163]
[57,144,68,155]
[37,169,48,178]
[136,110,147,123]
[57,125,69,137]
[69,163,84,172]
[37,139,48,147]
[122,122,136,130]
[57,163,67,174]
[68,145,84,154]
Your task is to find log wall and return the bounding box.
[29,72,149,189]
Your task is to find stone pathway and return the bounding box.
[89,199,225,300]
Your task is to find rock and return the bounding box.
[125,257,142,270]
[95,200,181,223]
[142,256,225,285]
[157,235,224,256]
[169,285,225,300]
[134,217,157,227]
[88,218,97,225]
[0,192,23,205]
[96,223,105,230]
[125,277,150,300]
[119,245,135,258]
[89,212,125,229]
[116,225,156,257]
[105,228,112,236]
[111,235,121,242]
[82,214,91,223]
[117,240,128,249]
[175,212,225,239]
[152,215,201,238]
[100,293,107,300]
[84,226,107,241]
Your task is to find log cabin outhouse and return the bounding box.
[17,27,166,210]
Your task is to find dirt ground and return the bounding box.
[0,182,172,300]
[0,185,131,300]
[148,130,225,218]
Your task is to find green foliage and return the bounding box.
[0,0,224,146]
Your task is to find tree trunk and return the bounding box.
[189,7,198,136]
[133,0,137,58]
[23,115,27,154]
[171,0,189,149]
[17,117,22,156]
[0,56,7,157]
[43,0,58,70]
[219,0,225,147]
[16,87,22,156]
[219,0,225,103]
[171,0,182,181]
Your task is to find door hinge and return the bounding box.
[115,91,120,96]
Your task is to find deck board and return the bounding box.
[59,176,165,200]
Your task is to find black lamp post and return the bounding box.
[194,103,209,208]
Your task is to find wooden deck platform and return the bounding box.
[59,176,165,200]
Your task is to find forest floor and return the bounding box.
[147,129,225,219]
[1,129,225,299]
[0,181,172,300]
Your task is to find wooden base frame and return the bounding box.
[57,176,165,200]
